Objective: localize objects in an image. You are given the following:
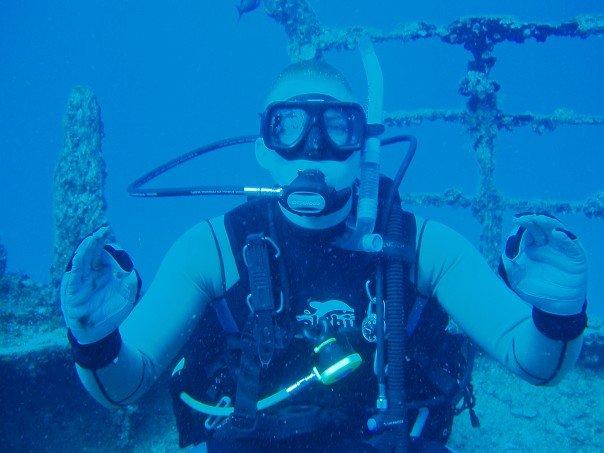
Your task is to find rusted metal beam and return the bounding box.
[402,191,604,219]
[384,109,604,134]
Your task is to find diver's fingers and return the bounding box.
[68,236,95,290]
[62,279,96,316]
[518,220,547,247]
[514,214,563,232]
[514,215,560,247]
[63,270,81,297]
[69,228,108,284]
[87,227,111,271]
[551,228,585,261]
[65,266,113,307]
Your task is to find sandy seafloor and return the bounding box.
[0,307,602,451]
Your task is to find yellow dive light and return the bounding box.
[312,337,362,385]
[179,336,362,417]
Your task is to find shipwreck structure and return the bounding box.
[264,1,604,266]
[0,2,602,450]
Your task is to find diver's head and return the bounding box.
[256,60,380,227]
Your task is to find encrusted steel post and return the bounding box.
[263,0,323,60]
[0,242,6,279]
[50,86,114,291]
[454,19,505,267]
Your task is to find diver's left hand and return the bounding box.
[501,212,587,315]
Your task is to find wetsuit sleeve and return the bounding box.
[75,220,226,407]
[416,219,583,385]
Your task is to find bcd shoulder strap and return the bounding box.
[230,233,279,431]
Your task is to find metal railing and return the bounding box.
[264,1,604,266]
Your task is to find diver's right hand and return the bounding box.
[60,227,141,345]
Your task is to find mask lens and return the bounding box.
[323,106,364,150]
[268,107,308,149]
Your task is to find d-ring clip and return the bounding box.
[246,291,285,314]
[242,235,281,268]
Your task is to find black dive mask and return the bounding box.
[281,169,352,217]
[260,94,385,162]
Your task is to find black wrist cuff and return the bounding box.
[532,302,588,342]
[68,329,122,370]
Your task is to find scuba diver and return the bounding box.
[60,44,589,452]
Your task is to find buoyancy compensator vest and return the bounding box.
[170,178,477,450]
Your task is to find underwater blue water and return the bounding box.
[1,0,603,317]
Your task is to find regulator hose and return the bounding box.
[384,200,410,452]
[374,135,417,451]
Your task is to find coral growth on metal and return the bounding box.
[51,87,113,289]
[264,0,604,266]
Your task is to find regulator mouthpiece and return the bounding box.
[280,169,351,216]
[282,169,331,215]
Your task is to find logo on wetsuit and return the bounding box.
[296,299,356,330]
